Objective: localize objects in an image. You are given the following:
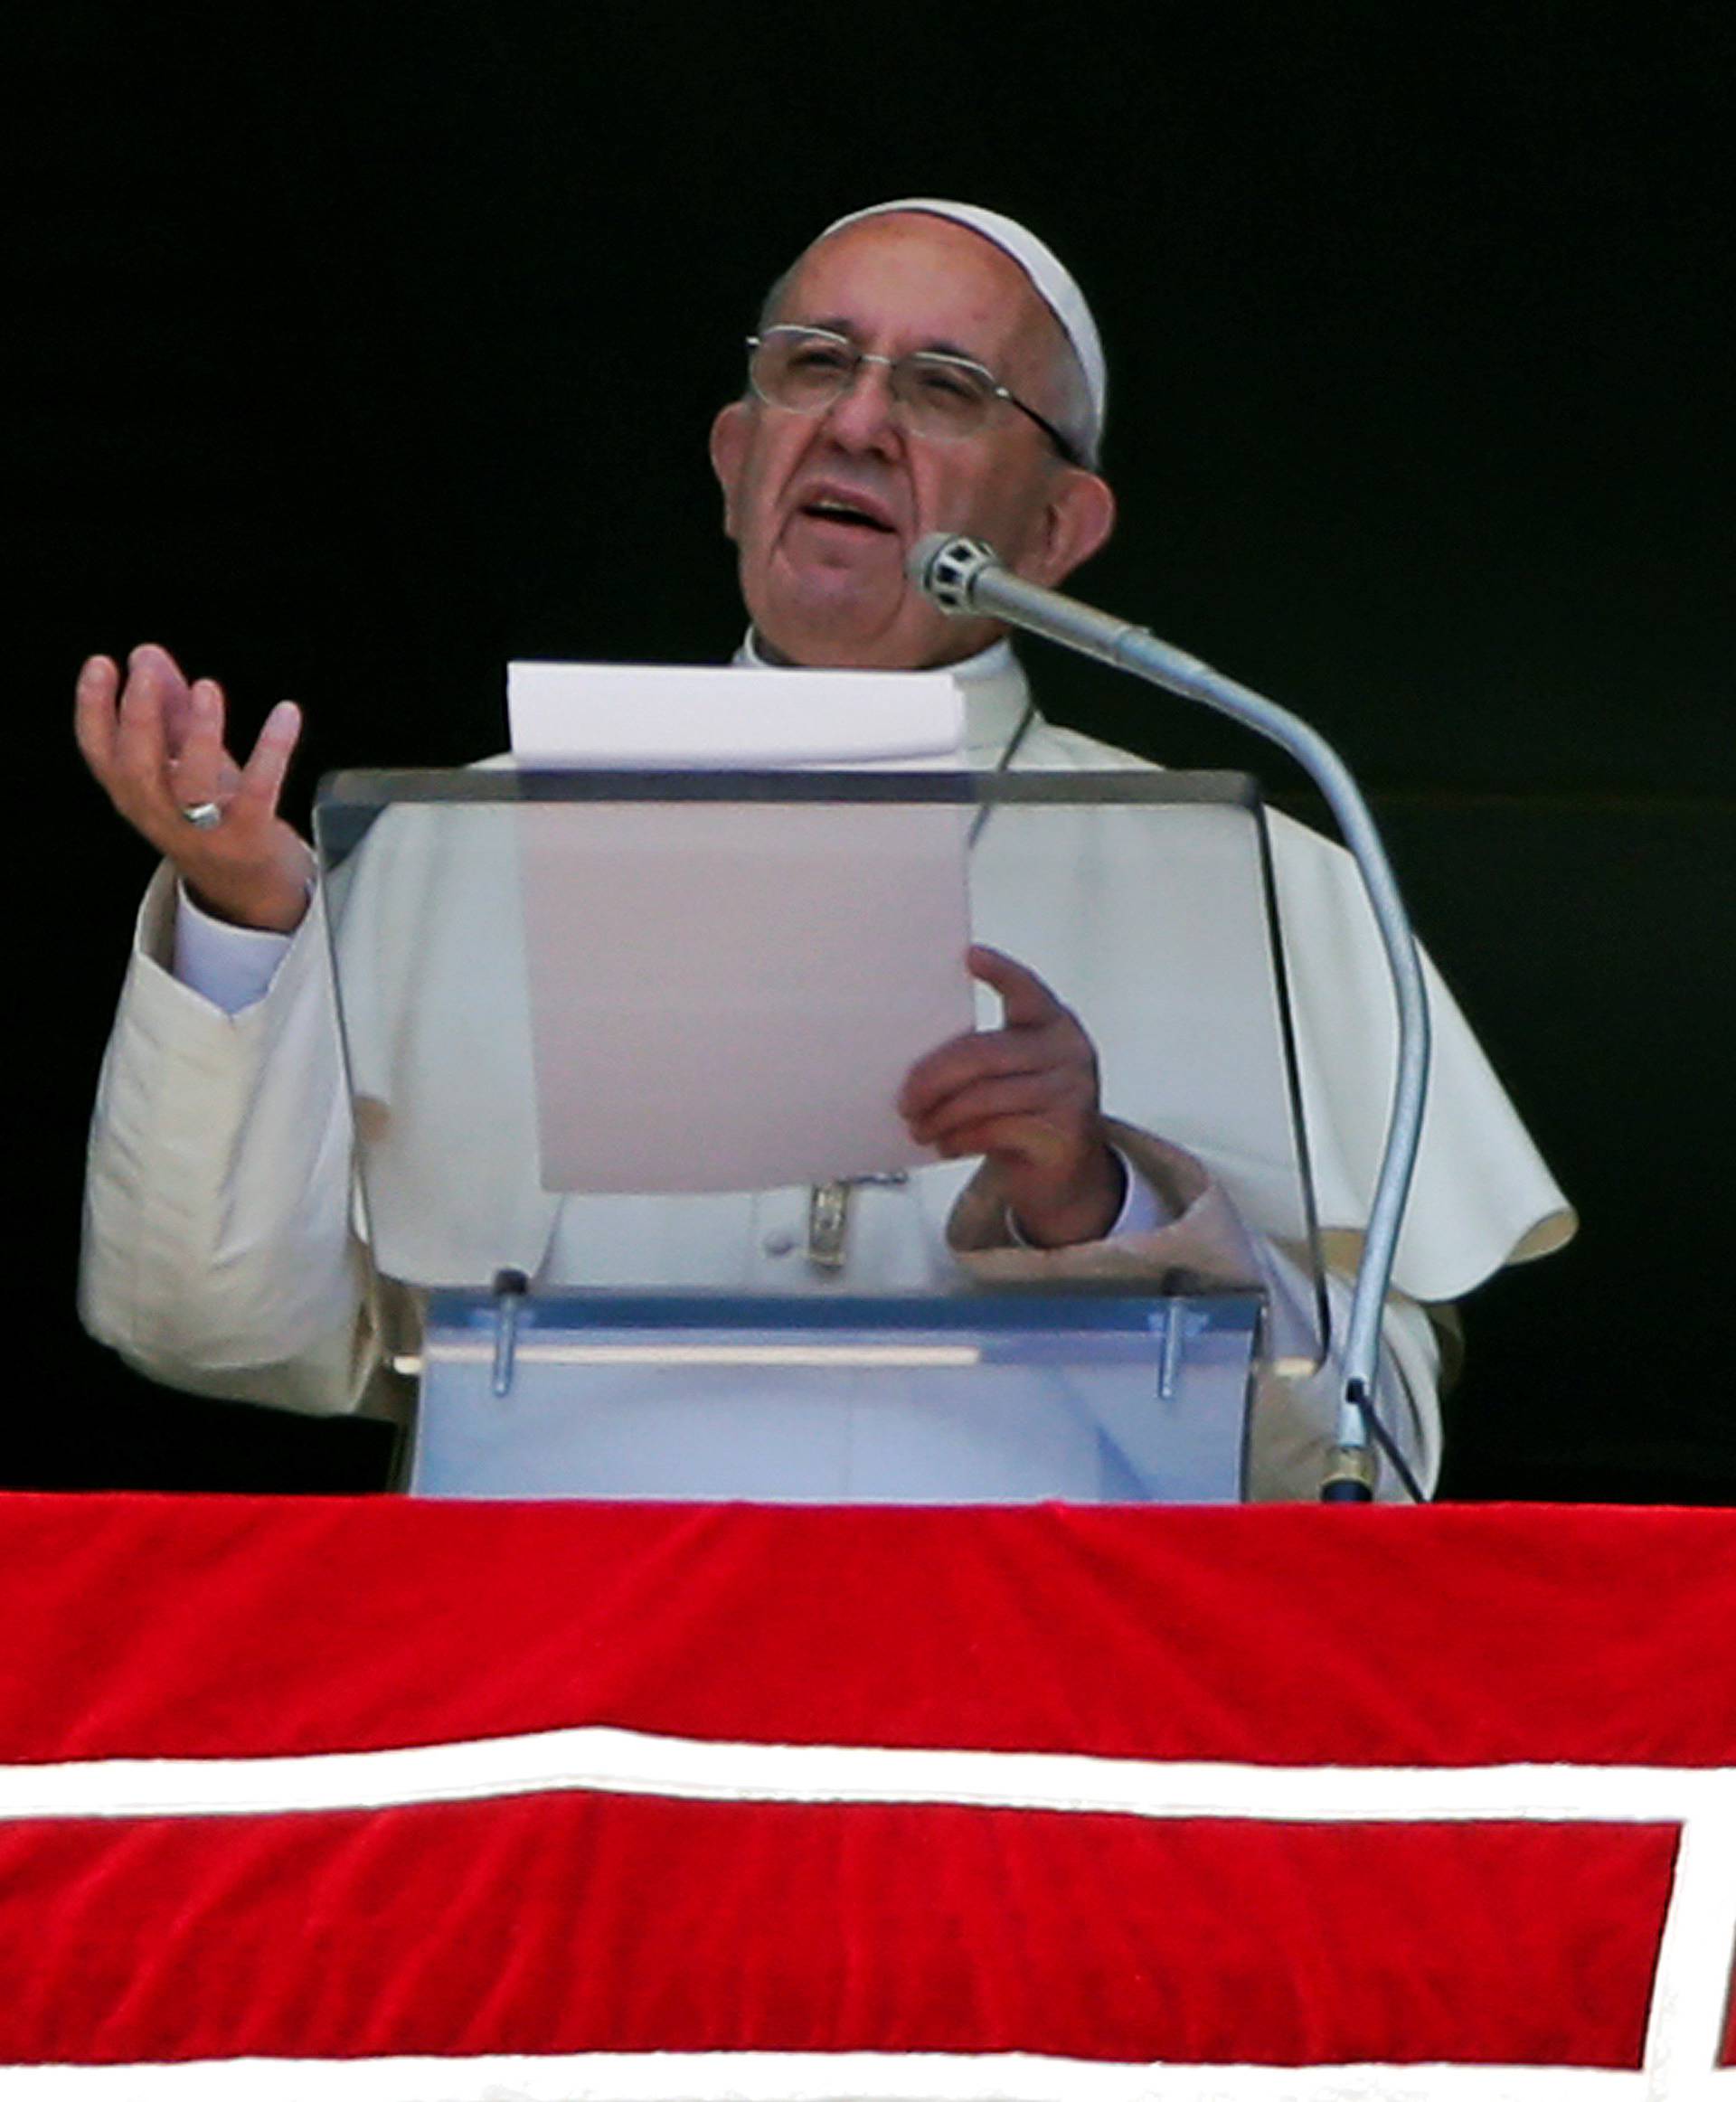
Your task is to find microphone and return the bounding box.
[910,532,1432,1503]
[909,533,1005,614]
[910,533,1216,689]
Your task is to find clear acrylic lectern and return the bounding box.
[313,768,1326,1504]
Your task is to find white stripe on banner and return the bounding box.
[1645,1807,1736,2090]
[0,1726,1732,1826]
[3,1735,1733,2096]
[0,2050,1722,2102]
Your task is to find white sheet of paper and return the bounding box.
[505,663,974,1194]
[508,660,963,766]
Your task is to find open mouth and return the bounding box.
[799,495,897,534]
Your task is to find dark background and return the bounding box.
[11,3,1731,1497]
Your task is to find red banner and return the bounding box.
[1,1496,1733,2096]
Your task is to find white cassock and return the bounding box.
[80,642,1574,1501]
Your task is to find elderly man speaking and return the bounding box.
[74,199,1573,1499]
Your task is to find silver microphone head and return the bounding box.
[907,533,1000,614]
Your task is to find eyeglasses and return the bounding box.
[746,325,1081,467]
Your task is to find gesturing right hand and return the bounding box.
[74,644,316,934]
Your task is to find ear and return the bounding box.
[1019,467,1117,590]
[709,401,751,541]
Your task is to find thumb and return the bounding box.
[967,944,1059,1028]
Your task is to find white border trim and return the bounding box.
[1,1729,1732,1826]
[4,1732,1732,2093]
[0,2050,1728,2102]
[1645,1808,1736,2092]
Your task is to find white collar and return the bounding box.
[735,631,1036,765]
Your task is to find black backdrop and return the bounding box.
[13,3,1732,1497]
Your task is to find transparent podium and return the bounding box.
[314,767,1327,1504]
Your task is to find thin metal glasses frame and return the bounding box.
[746,325,1082,467]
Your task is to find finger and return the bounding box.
[930,1111,1080,1173]
[165,679,234,807]
[72,655,121,780]
[127,642,193,723]
[900,1025,1061,1120]
[228,700,302,825]
[159,665,199,751]
[967,944,1064,1029]
[111,647,184,796]
[909,1071,1068,1148]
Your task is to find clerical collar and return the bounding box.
[736,630,1033,765]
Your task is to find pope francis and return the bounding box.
[72,198,1575,1500]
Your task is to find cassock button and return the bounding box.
[761,1230,797,1257]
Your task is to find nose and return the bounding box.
[821,353,902,452]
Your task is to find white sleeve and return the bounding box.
[1110,1151,1173,1236]
[1004,1145,1174,1248]
[79,863,381,1417]
[172,883,296,1014]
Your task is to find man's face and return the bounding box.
[710,213,1114,669]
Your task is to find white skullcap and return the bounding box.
[816,198,1107,462]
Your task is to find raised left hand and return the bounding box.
[899,944,1122,1247]
[74,646,315,933]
